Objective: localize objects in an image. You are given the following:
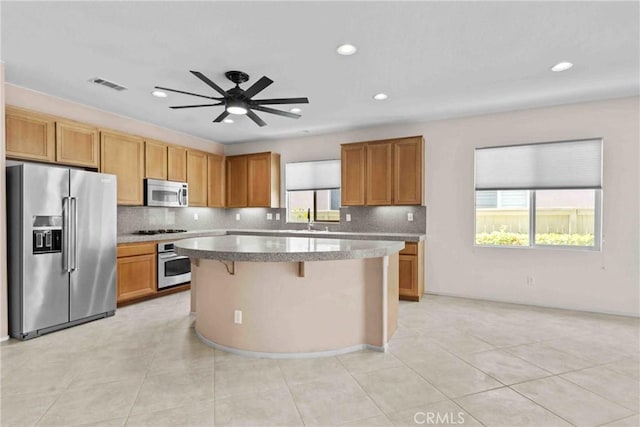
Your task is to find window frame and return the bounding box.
[286,188,341,223]
[473,189,602,251]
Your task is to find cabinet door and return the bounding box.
[207,154,225,207]
[341,143,366,206]
[117,253,156,302]
[100,131,144,205]
[398,254,418,300]
[186,150,208,207]
[145,140,168,180]
[226,155,248,208]
[366,141,393,205]
[247,152,272,207]
[5,106,55,162]
[394,137,423,205]
[56,120,100,168]
[168,146,187,182]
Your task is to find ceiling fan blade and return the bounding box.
[169,103,223,109]
[213,110,230,123]
[252,97,309,105]
[243,76,274,99]
[251,105,301,119]
[155,86,222,100]
[190,71,229,96]
[246,110,267,127]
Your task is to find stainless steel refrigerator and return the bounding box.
[6,163,117,340]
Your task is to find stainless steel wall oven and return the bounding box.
[157,242,191,289]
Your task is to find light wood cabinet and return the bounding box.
[168,146,187,182]
[144,140,168,180]
[100,130,145,205]
[207,154,225,207]
[226,155,248,208]
[394,137,423,205]
[366,141,393,205]
[226,152,280,208]
[341,136,423,206]
[116,242,156,303]
[186,150,208,207]
[5,106,56,162]
[341,143,366,206]
[247,152,280,208]
[55,120,100,168]
[398,241,424,301]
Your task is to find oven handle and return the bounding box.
[158,252,189,261]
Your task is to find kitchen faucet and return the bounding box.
[307,208,313,231]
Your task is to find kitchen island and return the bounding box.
[175,235,404,358]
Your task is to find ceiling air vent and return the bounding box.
[88,77,127,91]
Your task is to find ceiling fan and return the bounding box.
[155,70,309,127]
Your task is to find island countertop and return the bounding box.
[174,235,405,262]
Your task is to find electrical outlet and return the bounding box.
[346,214,351,222]
[275,213,281,221]
[235,213,240,221]
[266,213,273,220]
[194,213,199,220]
[234,310,242,324]
[407,212,414,221]
[526,276,535,285]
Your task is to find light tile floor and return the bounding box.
[1,292,638,427]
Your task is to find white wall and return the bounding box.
[226,96,640,316]
[4,84,224,154]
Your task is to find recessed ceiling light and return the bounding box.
[373,93,388,101]
[290,108,302,114]
[336,44,357,56]
[151,90,167,98]
[551,61,573,72]
[223,118,234,124]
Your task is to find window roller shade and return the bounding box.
[285,160,341,191]
[475,139,602,190]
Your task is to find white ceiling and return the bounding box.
[2,1,638,145]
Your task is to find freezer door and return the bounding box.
[20,164,70,333]
[69,170,117,321]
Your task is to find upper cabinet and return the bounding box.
[341,143,366,206]
[226,152,280,208]
[144,140,168,180]
[168,146,187,182]
[5,106,56,163]
[101,130,145,205]
[341,136,424,206]
[207,154,225,208]
[186,150,208,207]
[6,107,99,168]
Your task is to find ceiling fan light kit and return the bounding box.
[156,70,309,127]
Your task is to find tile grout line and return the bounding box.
[274,359,307,426]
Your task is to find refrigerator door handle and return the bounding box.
[62,196,71,273]
[71,197,78,271]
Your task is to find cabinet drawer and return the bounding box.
[117,242,156,258]
[399,242,417,255]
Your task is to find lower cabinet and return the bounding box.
[116,242,156,303]
[398,241,424,301]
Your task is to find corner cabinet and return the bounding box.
[186,150,208,207]
[341,136,424,206]
[226,152,280,208]
[5,106,56,163]
[398,241,425,301]
[100,130,145,205]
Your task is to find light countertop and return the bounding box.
[117,229,424,244]
[174,235,405,262]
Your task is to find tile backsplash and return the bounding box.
[118,205,426,235]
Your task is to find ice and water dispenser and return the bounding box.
[32,216,62,254]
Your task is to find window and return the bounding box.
[285,160,341,223]
[474,139,602,249]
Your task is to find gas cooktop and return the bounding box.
[134,229,187,235]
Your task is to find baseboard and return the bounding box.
[0,335,9,342]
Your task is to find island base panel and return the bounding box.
[192,256,398,355]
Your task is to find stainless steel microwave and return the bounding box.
[144,179,188,207]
